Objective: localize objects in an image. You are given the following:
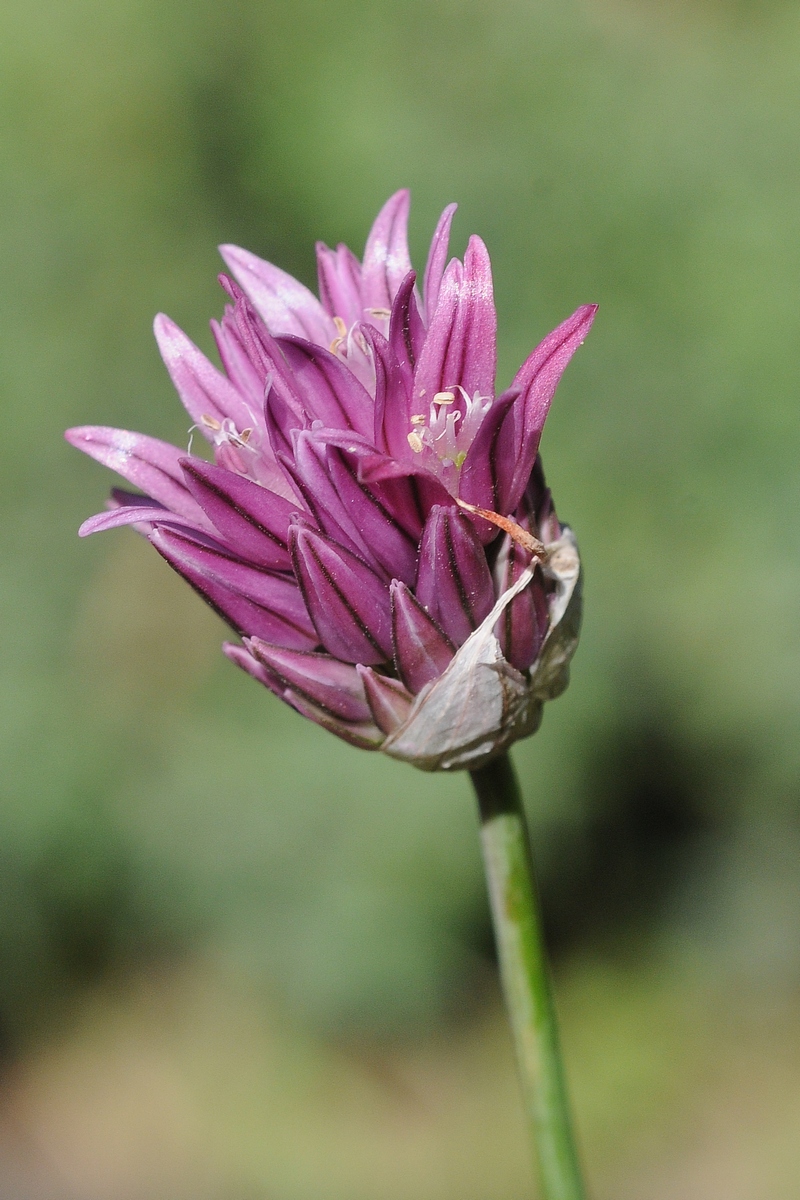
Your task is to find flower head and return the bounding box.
[66,192,595,770]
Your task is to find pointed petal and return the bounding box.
[411,257,460,413]
[283,689,385,749]
[493,539,549,671]
[219,244,334,345]
[388,271,426,394]
[284,432,374,565]
[78,505,200,537]
[356,665,414,734]
[180,457,298,570]
[325,445,419,584]
[223,641,283,695]
[525,456,561,545]
[65,427,212,528]
[412,236,497,412]
[316,242,363,326]
[415,505,495,647]
[265,383,305,466]
[358,324,412,460]
[361,190,412,313]
[219,276,306,416]
[289,525,393,665]
[246,641,372,723]
[423,202,457,323]
[356,451,452,505]
[497,304,597,513]
[153,313,254,434]
[292,426,425,544]
[458,386,518,538]
[211,310,267,411]
[151,526,317,648]
[390,580,456,693]
[278,336,375,438]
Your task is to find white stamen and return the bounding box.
[405,387,493,489]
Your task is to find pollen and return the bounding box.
[432,391,455,404]
[407,431,424,453]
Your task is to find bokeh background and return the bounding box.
[2,0,800,1195]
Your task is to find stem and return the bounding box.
[471,753,586,1200]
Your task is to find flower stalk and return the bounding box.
[471,753,586,1200]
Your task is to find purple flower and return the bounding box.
[66,192,595,770]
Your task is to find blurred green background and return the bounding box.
[2,0,800,1195]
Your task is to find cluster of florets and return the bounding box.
[67,192,594,770]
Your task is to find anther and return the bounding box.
[407,431,424,453]
[201,414,222,430]
[432,391,455,404]
[330,316,348,355]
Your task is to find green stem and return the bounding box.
[471,753,586,1200]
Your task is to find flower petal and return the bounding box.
[247,641,372,723]
[180,457,299,570]
[388,271,426,396]
[361,190,412,314]
[357,324,412,461]
[219,276,306,417]
[423,202,457,323]
[151,526,317,648]
[458,386,519,539]
[65,427,212,528]
[289,524,393,665]
[325,444,419,583]
[412,236,497,414]
[496,304,597,514]
[316,242,363,326]
[153,314,255,434]
[278,336,375,438]
[493,538,549,671]
[356,665,414,734]
[390,580,456,693]
[219,244,334,344]
[283,432,374,565]
[415,505,495,647]
[223,641,283,695]
[211,309,267,411]
[283,689,385,749]
[78,504,199,537]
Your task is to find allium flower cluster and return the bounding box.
[67,192,595,770]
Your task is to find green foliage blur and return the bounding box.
[2,0,800,1193]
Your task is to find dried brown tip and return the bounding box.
[456,499,549,560]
